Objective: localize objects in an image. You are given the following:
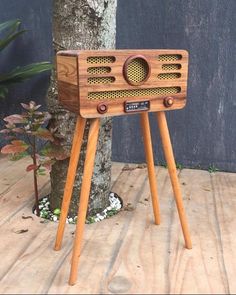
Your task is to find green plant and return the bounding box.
[86,216,96,224]
[208,165,219,173]
[159,162,183,170]
[159,162,167,168]
[0,19,52,98]
[176,163,183,170]
[106,208,118,217]
[0,101,69,216]
[53,208,61,216]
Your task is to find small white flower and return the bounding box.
[53,216,58,222]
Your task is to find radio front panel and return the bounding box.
[57,49,189,118]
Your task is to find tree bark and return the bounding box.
[47,0,117,217]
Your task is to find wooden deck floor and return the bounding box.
[0,155,236,294]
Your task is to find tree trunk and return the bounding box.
[47,0,117,217]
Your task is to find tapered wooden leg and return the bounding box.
[54,116,86,251]
[69,118,100,286]
[156,111,192,249]
[140,113,161,225]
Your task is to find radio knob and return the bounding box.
[97,103,108,114]
[163,96,174,107]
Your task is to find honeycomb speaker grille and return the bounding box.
[157,73,181,80]
[88,77,115,85]
[88,86,181,100]
[87,56,115,64]
[87,67,111,74]
[126,57,149,84]
[158,54,182,61]
[162,64,181,71]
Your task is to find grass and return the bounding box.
[159,162,221,173]
[159,162,183,170]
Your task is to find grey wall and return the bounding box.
[1,0,236,172]
[113,0,236,172]
[0,0,53,124]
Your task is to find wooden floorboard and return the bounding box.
[0,157,32,195]
[0,156,236,294]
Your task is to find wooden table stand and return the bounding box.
[54,48,192,285]
[54,111,192,286]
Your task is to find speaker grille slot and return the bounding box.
[88,77,115,85]
[126,57,149,83]
[88,87,181,100]
[87,67,111,74]
[87,56,115,64]
[162,64,181,71]
[158,73,181,80]
[158,54,182,61]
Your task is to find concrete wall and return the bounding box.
[0,0,53,121]
[1,0,236,172]
[113,0,236,172]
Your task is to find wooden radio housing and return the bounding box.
[56,49,189,118]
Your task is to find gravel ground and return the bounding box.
[34,192,122,224]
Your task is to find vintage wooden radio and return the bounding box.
[55,49,192,286]
[56,49,188,118]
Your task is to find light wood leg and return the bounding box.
[156,111,192,249]
[54,116,86,251]
[140,113,161,225]
[69,118,100,286]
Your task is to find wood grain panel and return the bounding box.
[56,49,189,118]
[58,81,79,113]
[57,56,78,85]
